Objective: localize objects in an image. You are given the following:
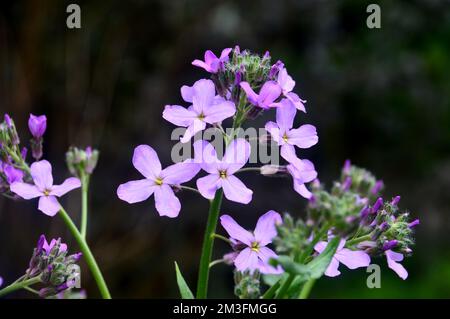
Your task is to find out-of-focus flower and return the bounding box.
[66,146,100,177]
[274,68,307,112]
[10,160,81,216]
[192,48,232,73]
[220,211,283,274]
[28,114,47,139]
[194,139,253,204]
[163,79,236,143]
[117,145,200,217]
[286,155,317,199]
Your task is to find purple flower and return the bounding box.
[274,68,307,112]
[269,60,284,78]
[4,114,12,128]
[286,155,317,199]
[385,250,408,280]
[265,100,318,162]
[163,79,236,143]
[117,145,200,217]
[220,211,283,274]
[40,235,68,255]
[28,114,47,139]
[0,276,3,287]
[3,164,24,184]
[10,160,81,216]
[194,139,253,204]
[314,239,371,277]
[192,48,232,73]
[409,219,420,228]
[239,81,282,109]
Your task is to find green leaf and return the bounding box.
[307,236,341,279]
[271,256,312,279]
[174,262,194,299]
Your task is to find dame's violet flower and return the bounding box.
[220,211,283,274]
[10,160,81,216]
[314,239,371,277]
[3,164,24,184]
[275,68,307,112]
[286,155,318,199]
[192,48,232,73]
[195,139,253,204]
[239,81,282,109]
[163,79,236,143]
[117,145,200,217]
[265,100,318,163]
[385,249,408,280]
[28,114,47,139]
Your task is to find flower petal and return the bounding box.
[314,241,328,254]
[324,257,341,277]
[203,100,236,124]
[163,105,196,127]
[161,159,201,185]
[50,178,81,197]
[234,247,259,272]
[192,79,216,113]
[223,139,251,174]
[257,247,284,274]
[222,175,253,204]
[10,182,42,199]
[30,160,53,190]
[240,82,258,105]
[276,100,296,131]
[196,174,222,200]
[335,248,371,269]
[277,68,295,94]
[258,81,282,108]
[38,196,61,217]
[286,92,306,113]
[265,121,282,145]
[219,214,254,246]
[193,140,219,174]
[281,144,297,163]
[180,120,206,143]
[117,179,156,204]
[192,60,213,73]
[132,145,162,179]
[154,184,181,218]
[254,210,282,246]
[287,157,317,183]
[288,124,318,148]
[219,48,232,61]
[385,250,408,280]
[181,85,194,103]
[293,180,313,199]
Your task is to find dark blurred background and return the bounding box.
[0,0,449,298]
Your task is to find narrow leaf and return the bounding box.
[174,262,194,299]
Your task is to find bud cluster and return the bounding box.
[66,146,99,178]
[233,270,261,299]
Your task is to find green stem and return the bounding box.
[80,173,90,239]
[196,189,223,299]
[346,234,372,247]
[275,274,295,299]
[262,280,281,299]
[59,207,111,299]
[212,233,232,244]
[0,276,41,298]
[298,279,316,299]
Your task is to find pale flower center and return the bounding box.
[251,242,260,253]
[282,132,289,143]
[219,170,227,179]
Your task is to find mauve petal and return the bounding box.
[196,174,222,200]
[288,124,318,148]
[193,140,219,174]
[281,144,298,164]
[223,139,251,174]
[286,92,306,113]
[154,184,181,218]
[240,82,258,105]
[50,178,81,197]
[276,100,296,131]
[203,100,236,124]
[10,182,42,199]
[287,157,317,182]
[324,257,341,277]
[117,179,155,204]
[0,277,3,287]
[265,121,282,145]
[335,249,371,269]
[192,60,212,73]
[256,247,283,274]
[181,85,194,103]
[254,210,282,246]
[192,79,216,113]
[219,48,232,61]
[293,180,313,199]
[277,68,295,94]
[314,241,328,254]
[234,248,259,272]
[180,120,206,143]
[258,81,282,108]
[30,160,53,190]
[204,50,218,65]
[385,250,408,280]
[220,215,254,246]
[132,145,161,179]
[222,175,253,204]
[38,196,60,217]
[163,105,196,127]
[161,160,200,185]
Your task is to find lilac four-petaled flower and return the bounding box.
[220,211,283,274]
[10,160,81,216]
[275,68,307,112]
[286,155,318,199]
[385,249,408,280]
[163,79,236,143]
[265,100,318,163]
[192,48,232,73]
[117,145,200,218]
[314,238,371,277]
[194,139,253,204]
[239,81,282,109]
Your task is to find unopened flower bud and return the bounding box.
[408,219,420,229]
[28,114,47,139]
[371,197,383,214]
[382,240,398,251]
[391,195,401,206]
[260,165,281,176]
